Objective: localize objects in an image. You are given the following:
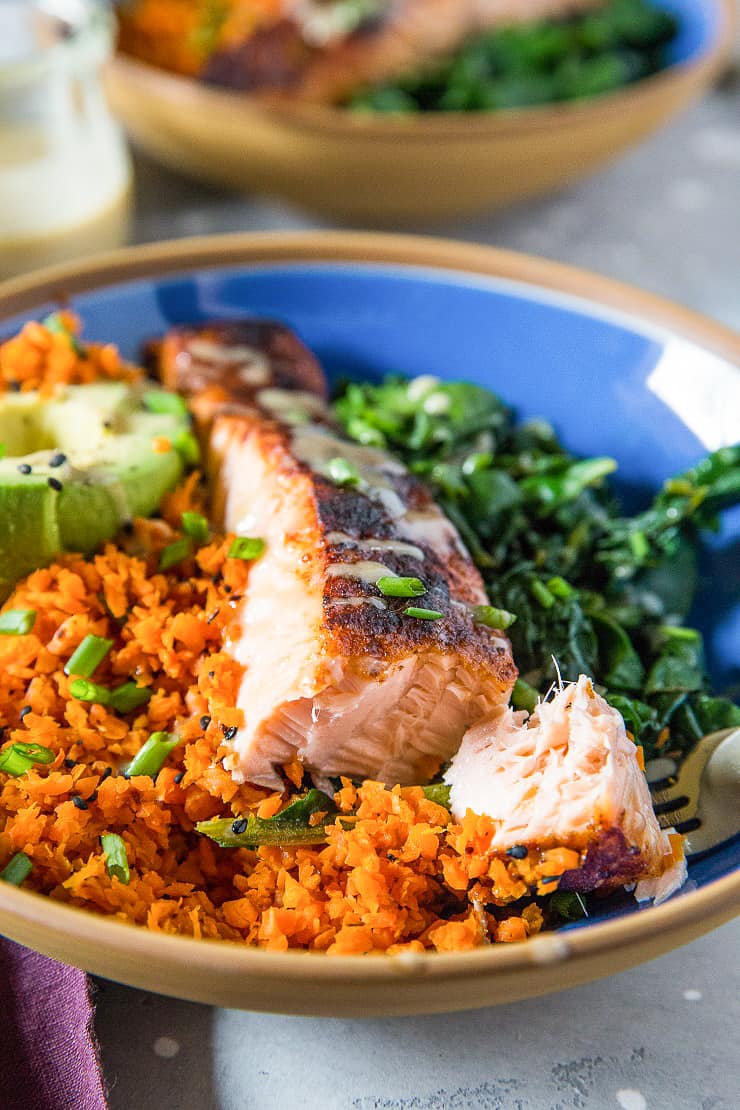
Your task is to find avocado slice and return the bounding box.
[0,382,191,597]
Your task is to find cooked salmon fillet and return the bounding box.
[204,0,602,103]
[153,321,517,789]
[445,675,687,899]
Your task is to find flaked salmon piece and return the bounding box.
[204,0,603,103]
[445,675,687,900]
[153,321,517,789]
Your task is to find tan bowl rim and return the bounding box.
[0,230,738,986]
[109,0,735,140]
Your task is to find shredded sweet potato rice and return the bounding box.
[0,318,556,953]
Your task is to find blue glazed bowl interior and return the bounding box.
[660,0,724,66]
[2,259,737,931]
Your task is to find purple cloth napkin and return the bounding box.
[0,939,107,1110]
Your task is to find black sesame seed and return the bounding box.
[49,452,67,468]
[506,845,528,860]
[17,463,32,475]
[231,818,248,835]
[9,381,21,392]
[122,520,134,535]
[64,757,77,768]
[19,705,31,721]
[208,671,215,679]
[99,767,113,782]
[174,771,185,784]
[223,584,232,593]
[87,790,98,804]
[199,715,211,730]
[72,796,88,810]
[47,477,63,492]
[222,725,238,742]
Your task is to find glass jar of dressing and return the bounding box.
[0,0,132,281]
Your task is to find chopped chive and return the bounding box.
[0,851,33,885]
[109,682,151,714]
[512,678,539,713]
[142,390,189,418]
[64,634,113,678]
[327,457,361,487]
[124,732,180,778]
[0,609,36,635]
[403,606,444,620]
[629,530,650,560]
[159,537,192,570]
[12,742,54,764]
[660,625,701,642]
[376,576,426,598]
[545,576,574,600]
[471,604,517,630]
[530,579,556,609]
[462,451,493,476]
[0,747,35,777]
[101,833,130,885]
[173,429,201,465]
[43,312,85,356]
[228,537,265,561]
[181,511,210,544]
[69,678,112,706]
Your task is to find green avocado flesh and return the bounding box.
[0,382,190,597]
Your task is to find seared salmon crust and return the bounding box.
[152,321,517,789]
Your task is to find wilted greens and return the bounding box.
[347,0,678,113]
[334,375,740,763]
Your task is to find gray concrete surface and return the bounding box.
[95,69,740,1110]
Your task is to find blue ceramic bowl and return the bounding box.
[0,234,736,1012]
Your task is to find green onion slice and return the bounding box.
[173,429,201,466]
[64,634,113,678]
[159,538,192,571]
[0,609,36,635]
[471,604,517,630]
[43,312,85,356]
[403,606,444,620]
[530,579,556,609]
[327,457,361,487]
[142,390,189,419]
[0,851,33,885]
[376,576,427,598]
[0,742,54,777]
[124,732,180,778]
[421,783,451,808]
[109,682,151,715]
[181,511,210,544]
[101,833,130,885]
[512,678,540,713]
[69,678,112,706]
[228,537,265,561]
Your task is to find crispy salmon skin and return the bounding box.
[153,321,517,788]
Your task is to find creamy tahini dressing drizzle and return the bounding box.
[257,389,328,425]
[328,596,388,610]
[326,532,425,560]
[185,338,271,385]
[327,561,395,584]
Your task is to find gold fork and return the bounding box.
[648,727,740,856]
